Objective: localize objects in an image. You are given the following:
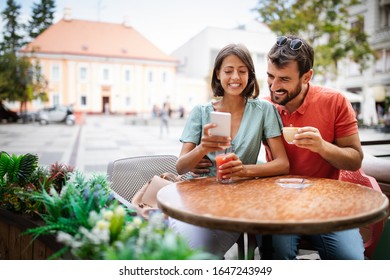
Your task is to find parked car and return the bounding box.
[0,103,20,123]
[37,105,75,125]
[19,111,38,123]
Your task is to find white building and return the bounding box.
[171,21,276,113]
[337,0,390,110]
[18,10,178,116]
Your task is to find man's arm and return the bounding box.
[294,127,364,171]
[322,133,364,171]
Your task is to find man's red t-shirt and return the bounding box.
[265,83,358,179]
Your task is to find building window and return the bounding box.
[52,94,60,106]
[380,3,390,28]
[81,95,87,106]
[124,69,131,82]
[385,50,390,72]
[125,96,131,106]
[374,50,390,73]
[162,71,167,82]
[79,66,87,81]
[51,64,60,81]
[101,67,111,83]
[148,71,153,82]
[103,69,109,81]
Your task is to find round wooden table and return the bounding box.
[157,176,389,234]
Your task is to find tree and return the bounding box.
[254,0,376,77]
[0,52,48,112]
[27,0,56,39]
[0,0,24,54]
[0,0,49,111]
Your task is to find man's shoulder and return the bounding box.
[309,84,348,103]
[311,84,344,97]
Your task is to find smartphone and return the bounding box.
[210,111,231,137]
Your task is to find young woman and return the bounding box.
[169,43,289,259]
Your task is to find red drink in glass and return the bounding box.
[215,153,233,183]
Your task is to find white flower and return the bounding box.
[96,220,109,230]
[102,209,114,221]
[163,232,177,249]
[132,217,143,227]
[88,211,100,225]
[57,231,73,244]
[114,205,125,217]
[124,223,135,233]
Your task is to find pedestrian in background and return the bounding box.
[160,102,170,138]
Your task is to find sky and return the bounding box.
[0,0,260,54]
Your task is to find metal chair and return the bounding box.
[106,155,179,209]
[339,168,386,259]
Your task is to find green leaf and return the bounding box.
[0,151,11,179]
[17,153,38,183]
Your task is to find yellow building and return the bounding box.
[20,14,178,116]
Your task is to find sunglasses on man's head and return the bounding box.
[276,36,303,51]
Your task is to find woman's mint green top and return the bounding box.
[180,98,283,177]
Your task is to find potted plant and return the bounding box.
[25,171,212,260]
[0,151,214,260]
[0,151,76,259]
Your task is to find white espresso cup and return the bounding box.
[282,127,300,144]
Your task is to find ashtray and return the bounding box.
[276,178,312,189]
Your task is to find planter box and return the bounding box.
[0,209,66,260]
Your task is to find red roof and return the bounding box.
[21,19,177,63]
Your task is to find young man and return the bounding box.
[263,34,365,260]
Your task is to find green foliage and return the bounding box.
[25,171,212,260]
[1,152,215,260]
[103,213,214,260]
[27,0,56,39]
[0,1,50,110]
[384,96,390,114]
[0,51,48,112]
[254,0,376,76]
[0,0,24,54]
[54,206,213,260]
[0,151,38,185]
[25,171,116,237]
[0,151,74,216]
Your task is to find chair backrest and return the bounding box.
[339,168,385,258]
[107,155,178,204]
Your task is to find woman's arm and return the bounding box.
[218,136,289,179]
[176,123,231,175]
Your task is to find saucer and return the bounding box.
[276,178,312,189]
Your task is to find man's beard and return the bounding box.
[270,84,302,106]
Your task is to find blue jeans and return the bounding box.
[257,228,365,260]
